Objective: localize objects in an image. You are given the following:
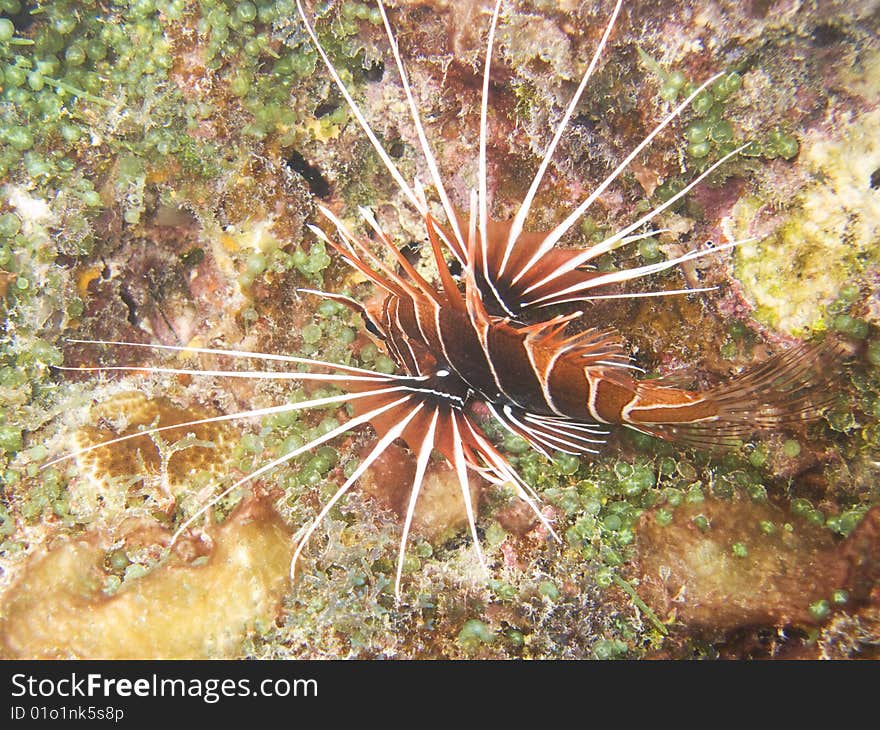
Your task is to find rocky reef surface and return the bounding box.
[0,0,878,659]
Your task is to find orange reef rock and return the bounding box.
[634,499,880,632]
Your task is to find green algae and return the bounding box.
[639,49,795,168]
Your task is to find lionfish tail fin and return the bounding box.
[629,338,850,450]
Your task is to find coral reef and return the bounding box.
[730,104,880,336]
[0,0,878,659]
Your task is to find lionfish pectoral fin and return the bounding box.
[365,399,491,589]
[354,391,574,598]
[487,402,607,458]
[625,338,850,450]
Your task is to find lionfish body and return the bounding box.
[324,197,835,467]
[52,0,843,599]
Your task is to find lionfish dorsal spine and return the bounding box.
[507,71,728,294]
[478,0,503,284]
[294,0,426,216]
[498,0,623,279]
[375,1,467,254]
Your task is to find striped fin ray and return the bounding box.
[290,395,425,580]
[508,76,730,292]
[357,206,443,306]
[404,179,469,314]
[523,238,747,309]
[442,215,667,317]
[433,69,736,317]
[290,391,492,594]
[423,205,468,312]
[63,337,412,377]
[498,0,624,278]
[310,207,421,302]
[294,0,426,217]
[525,322,631,369]
[173,389,418,545]
[446,411,486,572]
[45,338,425,471]
[441,215,601,316]
[394,406,440,600]
[42,387,388,471]
[309,223,408,301]
[316,197,467,318]
[50,367,422,550]
[462,189,498,337]
[487,402,607,458]
[517,150,750,308]
[516,309,584,337]
[459,416,562,541]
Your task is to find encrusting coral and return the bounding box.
[0,493,292,659]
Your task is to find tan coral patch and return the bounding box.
[73,390,235,497]
[0,496,292,659]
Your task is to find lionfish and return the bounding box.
[50,0,841,600]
